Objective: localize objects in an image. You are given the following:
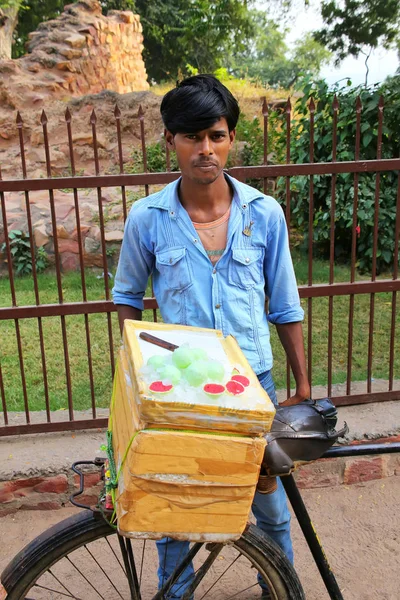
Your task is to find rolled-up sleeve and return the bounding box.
[112,210,154,310]
[265,209,304,325]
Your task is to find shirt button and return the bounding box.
[215,303,221,309]
[170,211,175,216]
[245,257,250,263]
[194,239,198,243]
[242,203,247,209]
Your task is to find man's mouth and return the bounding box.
[193,162,218,170]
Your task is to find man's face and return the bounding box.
[165,118,235,185]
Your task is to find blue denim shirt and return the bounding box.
[112,174,303,374]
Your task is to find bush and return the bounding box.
[272,75,400,273]
[1,230,49,276]
[128,138,179,173]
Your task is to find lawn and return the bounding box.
[0,255,399,414]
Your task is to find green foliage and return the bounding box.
[12,0,64,58]
[235,114,264,167]
[272,75,400,273]
[315,0,400,68]
[127,139,179,173]
[228,10,331,88]
[1,230,49,276]
[134,0,254,82]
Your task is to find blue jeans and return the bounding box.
[156,370,293,597]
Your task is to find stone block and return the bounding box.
[33,475,68,494]
[294,458,344,489]
[56,224,70,239]
[34,225,49,247]
[57,61,75,72]
[61,251,79,271]
[105,230,124,242]
[343,456,387,485]
[58,238,79,253]
[73,472,101,488]
[65,33,87,48]
[85,237,100,253]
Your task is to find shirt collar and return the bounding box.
[146,173,263,218]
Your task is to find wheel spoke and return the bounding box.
[106,536,127,577]
[198,553,241,599]
[223,582,260,599]
[65,556,106,600]
[47,569,81,598]
[33,582,83,598]
[84,544,125,600]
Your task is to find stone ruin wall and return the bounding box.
[0,0,148,109]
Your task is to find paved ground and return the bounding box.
[1,476,399,599]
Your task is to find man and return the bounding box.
[112,74,310,599]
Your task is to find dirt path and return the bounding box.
[1,477,399,599]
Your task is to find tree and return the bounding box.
[315,0,400,85]
[228,10,330,88]
[135,0,254,82]
[0,0,20,59]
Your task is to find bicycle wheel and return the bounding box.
[1,510,304,600]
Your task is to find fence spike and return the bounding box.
[114,104,121,119]
[356,95,362,112]
[332,94,339,111]
[40,110,48,125]
[262,96,268,116]
[16,111,23,127]
[90,108,97,124]
[309,97,316,113]
[285,97,291,112]
[138,104,145,120]
[378,95,384,110]
[65,107,72,123]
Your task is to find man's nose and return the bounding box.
[198,136,213,155]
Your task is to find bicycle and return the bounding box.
[1,412,399,600]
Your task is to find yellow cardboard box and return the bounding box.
[111,363,266,540]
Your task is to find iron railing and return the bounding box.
[0,95,399,436]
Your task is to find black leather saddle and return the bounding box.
[263,398,348,476]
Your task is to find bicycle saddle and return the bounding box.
[263,398,348,476]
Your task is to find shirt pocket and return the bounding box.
[155,246,193,291]
[229,247,264,289]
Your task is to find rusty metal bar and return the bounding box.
[114,104,128,223]
[0,359,7,425]
[138,104,149,196]
[262,97,269,195]
[346,96,362,396]
[91,109,115,377]
[0,417,109,437]
[66,107,96,418]
[17,112,51,422]
[138,104,157,322]
[285,97,292,396]
[0,175,30,423]
[388,168,400,390]
[2,159,400,194]
[307,98,315,392]
[1,278,399,321]
[328,96,339,397]
[367,96,384,393]
[326,389,400,407]
[41,109,74,421]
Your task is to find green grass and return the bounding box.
[0,256,399,414]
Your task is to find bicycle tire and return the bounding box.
[1,510,305,600]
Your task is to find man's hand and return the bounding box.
[280,387,310,407]
[275,322,310,407]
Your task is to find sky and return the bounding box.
[263,0,399,87]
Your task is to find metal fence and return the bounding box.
[0,95,399,436]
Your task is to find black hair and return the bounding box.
[160,74,240,135]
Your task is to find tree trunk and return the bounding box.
[0,4,20,60]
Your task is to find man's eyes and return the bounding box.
[184,134,226,140]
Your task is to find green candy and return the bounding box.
[159,365,182,385]
[191,348,208,361]
[184,360,209,387]
[172,347,193,369]
[206,361,225,382]
[147,355,166,370]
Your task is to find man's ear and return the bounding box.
[165,129,175,149]
[229,128,236,148]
